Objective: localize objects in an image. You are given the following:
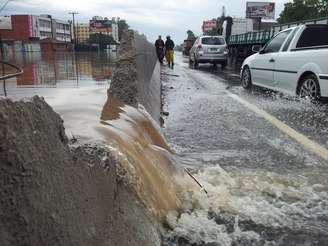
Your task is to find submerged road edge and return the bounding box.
[228,92,328,162]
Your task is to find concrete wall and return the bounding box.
[0,31,163,246]
[110,30,161,123]
[134,33,161,123]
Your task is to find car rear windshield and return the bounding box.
[201,37,225,45]
[296,25,328,48]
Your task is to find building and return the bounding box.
[89,16,119,43]
[0,14,71,42]
[75,23,90,43]
[0,14,72,52]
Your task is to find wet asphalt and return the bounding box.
[162,52,328,183]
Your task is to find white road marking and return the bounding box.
[228,92,328,162]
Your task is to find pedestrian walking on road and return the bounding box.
[165,35,175,69]
[155,35,165,64]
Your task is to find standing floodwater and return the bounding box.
[0,52,113,96]
[1,52,114,138]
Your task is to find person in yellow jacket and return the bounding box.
[165,35,175,69]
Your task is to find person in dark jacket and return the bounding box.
[165,35,175,69]
[155,35,165,64]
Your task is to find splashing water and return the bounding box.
[93,94,328,245]
[163,165,328,245]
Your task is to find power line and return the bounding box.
[0,0,13,13]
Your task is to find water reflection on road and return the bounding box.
[1,52,115,139]
[0,52,113,97]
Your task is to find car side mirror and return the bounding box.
[252,45,261,53]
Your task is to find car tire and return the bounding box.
[241,66,252,90]
[221,61,227,69]
[298,74,321,100]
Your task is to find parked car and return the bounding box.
[241,24,328,100]
[189,36,228,69]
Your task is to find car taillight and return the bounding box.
[198,44,202,49]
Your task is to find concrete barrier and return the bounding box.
[0,31,163,246]
[110,30,161,123]
[0,96,161,246]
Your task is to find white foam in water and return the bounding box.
[163,165,328,245]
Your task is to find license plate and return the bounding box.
[210,48,217,51]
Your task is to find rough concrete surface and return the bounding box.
[0,96,161,246]
[110,30,161,123]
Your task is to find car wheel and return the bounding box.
[241,66,252,89]
[221,61,227,69]
[298,74,321,100]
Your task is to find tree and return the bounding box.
[186,30,197,42]
[117,19,129,41]
[278,0,328,24]
[204,28,218,36]
[89,33,116,50]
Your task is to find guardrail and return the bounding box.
[229,29,274,45]
[229,16,328,46]
[0,61,23,80]
[0,61,24,96]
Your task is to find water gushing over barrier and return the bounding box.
[97,95,183,220]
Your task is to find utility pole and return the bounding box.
[69,11,78,49]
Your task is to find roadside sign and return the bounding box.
[246,2,275,19]
[202,20,217,32]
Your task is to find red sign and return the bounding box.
[202,20,217,31]
[90,19,113,33]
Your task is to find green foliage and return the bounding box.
[89,33,116,50]
[186,30,197,42]
[204,28,218,36]
[278,0,328,24]
[117,19,129,41]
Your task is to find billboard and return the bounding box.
[246,2,275,19]
[89,19,112,34]
[202,20,217,32]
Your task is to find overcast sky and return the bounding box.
[4,0,289,43]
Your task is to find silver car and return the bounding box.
[189,35,228,69]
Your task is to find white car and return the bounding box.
[241,24,328,100]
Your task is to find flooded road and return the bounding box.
[162,53,328,245]
[0,52,113,138]
[3,51,328,245]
